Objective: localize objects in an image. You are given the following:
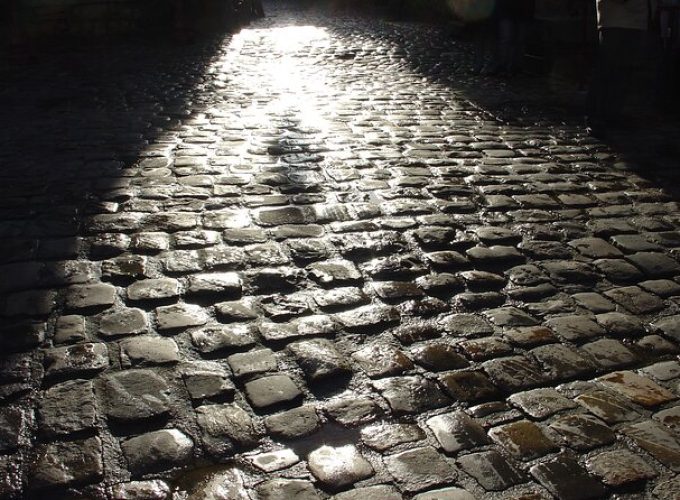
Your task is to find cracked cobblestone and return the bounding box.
[3,1,680,498]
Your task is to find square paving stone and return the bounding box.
[571,292,616,313]
[438,370,500,402]
[544,315,604,342]
[244,375,303,409]
[459,337,513,361]
[288,339,351,382]
[440,314,494,337]
[0,407,26,452]
[120,336,180,367]
[196,403,260,454]
[574,388,641,424]
[111,480,171,500]
[642,360,680,381]
[384,446,458,493]
[597,370,676,408]
[482,355,548,392]
[227,349,277,378]
[54,315,87,344]
[38,379,97,438]
[652,476,680,498]
[255,479,322,500]
[580,339,637,369]
[361,423,426,452]
[585,450,657,486]
[122,429,194,475]
[651,314,680,342]
[373,375,450,414]
[29,437,103,490]
[334,305,400,331]
[503,326,556,347]
[181,361,235,401]
[488,420,558,460]
[43,343,109,378]
[411,487,476,500]
[191,324,257,354]
[622,420,680,471]
[308,259,363,286]
[457,450,524,491]
[569,237,623,259]
[409,343,469,372]
[99,308,148,337]
[215,299,259,322]
[127,278,179,301]
[155,303,209,331]
[603,286,665,315]
[594,258,644,284]
[639,279,680,297]
[508,388,578,419]
[101,369,171,422]
[185,272,242,296]
[264,405,320,439]
[426,410,489,453]
[595,312,644,336]
[332,485,402,500]
[483,306,538,327]
[352,344,413,378]
[549,414,616,451]
[625,251,680,278]
[65,283,117,310]
[308,445,374,488]
[530,454,608,500]
[531,344,596,381]
[325,395,382,426]
[248,448,299,473]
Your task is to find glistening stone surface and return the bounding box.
[4,1,680,497]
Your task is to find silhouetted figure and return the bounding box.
[251,0,265,18]
[586,0,651,137]
[494,0,535,74]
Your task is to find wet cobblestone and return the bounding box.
[3,1,680,498]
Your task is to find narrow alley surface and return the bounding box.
[2,2,680,498]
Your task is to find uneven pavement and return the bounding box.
[2,1,680,498]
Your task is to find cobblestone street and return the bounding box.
[4,1,680,498]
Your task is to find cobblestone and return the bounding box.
[3,1,680,496]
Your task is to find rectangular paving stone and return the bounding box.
[120,336,180,367]
[65,283,117,310]
[264,405,320,439]
[43,343,109,378]
[548,414,616,451]
[308,445,374,488]
[228,349,277,378]
[426,410,489,453]
[530,454,608,500]
[38,379,97,438]
[244,375,303,409]
[585,450,657,487]
[191,324,257,354]
[482,355,548,392]
[373,376,450,414]
[384,446,458,493]
[29,437,103,490]
[457,450,524,491]
[603,286,665,315]
[489,420,558,460]
[623,420,680,471]
[508,388,578,419]
[597,370,676,408]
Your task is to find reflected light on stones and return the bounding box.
[233,26,333,133]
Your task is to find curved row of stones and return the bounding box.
[2,2,680,499]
